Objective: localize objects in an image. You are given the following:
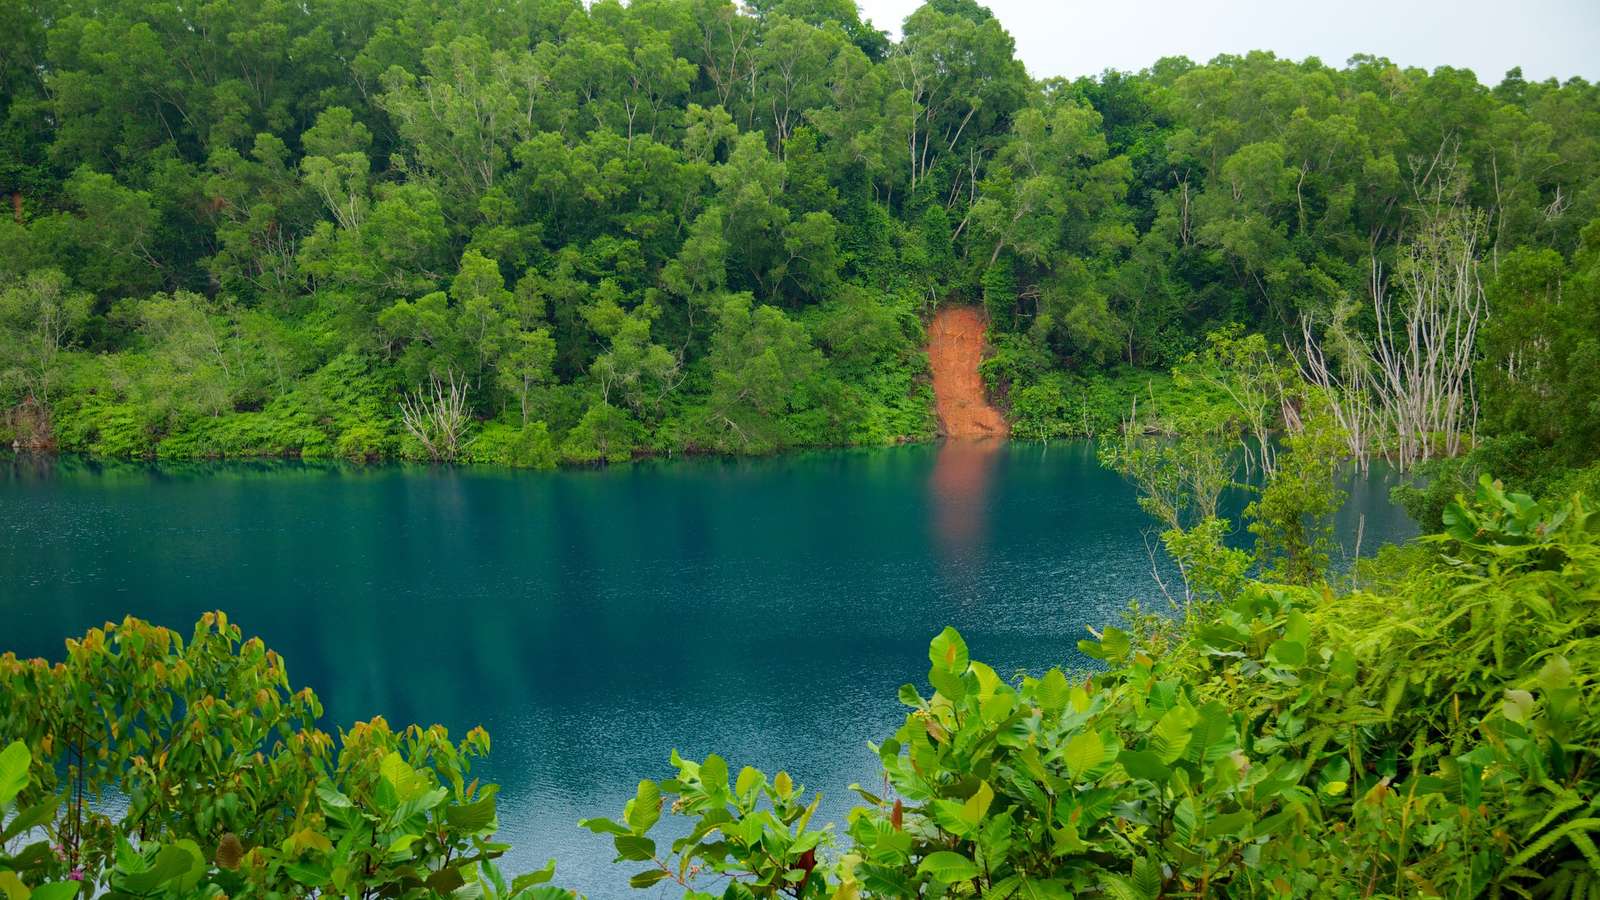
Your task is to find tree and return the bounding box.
[498,329,556,425]
[0,269,92,408]
[400,370,473,461]
[701,293,824,452]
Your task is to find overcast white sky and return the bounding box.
[854,0,1600,85]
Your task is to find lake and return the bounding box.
[0,441,1415,894]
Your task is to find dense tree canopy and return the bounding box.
[1,0,1597,468]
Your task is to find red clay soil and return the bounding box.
[927,306,1009,438]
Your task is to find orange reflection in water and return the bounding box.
[929,438,1004,599]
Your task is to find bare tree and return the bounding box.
[400,370,473,462]
[1295,172,1485,471]
[1293,298,1381,472]
[1370,199,1484,467]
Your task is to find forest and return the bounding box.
[1,0,1594,486]
[4,0,1600,896]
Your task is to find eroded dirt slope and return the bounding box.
[927,306,1008,438]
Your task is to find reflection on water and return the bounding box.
[930,438,1004,600]
[0,444,1419,894]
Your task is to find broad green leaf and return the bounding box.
[289,828,333,854]
[316,782,353,809]
[735,766,763,798]
[445,793,498,832]
[629,869,671,888]
[379,751,428,802]
[1131,856,1163,898]
[1202,810,1253,839]
[1502,689,1535,723]
[627,780,661,833]
[613,834,656,862]
[898,683,925,708]
[0,872,28,900]
[1033,669,1070,712]
[1267,639,1306,667]
[1184,702,1236,765]
[119,845,201,892]
[929,627,969,674]
[918,850,979,884]
[959,780,994,826]
[1283,609,1311,644]
[511,859,557,890]
[1151,703,1198,764]
[29,885,81,900]
[2,796,59,842]
[928,665,967,702]
[0,741,29,808]
[425,865,466,893]
[1065,730,1107,779]
[700,754,729,793]
[579,817,629,836]
[1538,656,1573,691]
[1117,750,1170,784]
[1095,627,1131,662]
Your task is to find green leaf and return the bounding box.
[0,742,29,808]
[315,781,353,810]
[1151,704,1197,764]
[928,665,967,702]
[445,793,498,832]
[626,780,661,833]
[1082,626,1131,663]
[511,859,556,890]
[929,627,969,674]
[1117,750,1170,784]
[425,865,466,893]
[0,872,29,900]
[379,752,428,803]
[613,834,656,862]
[898,683,925,708]
[629,869,672,888]
[1033,669,1071,712]
[1131,856,1163,898]
[1266,639,1306,667]
[578,817,630,836]
[29,885,81,900]
[700,754,729,793]
[918,850,979,884]
[1065,730,1107,779]
[1183,702,1235,766]
[1202,810,1253,839]
[959,780,995,826]
[1502,689,1535,723]
[119,845,200,893]
[2,796,60,842]
[735,766,763,798]
[1283,609,1311,644]
[1538,656,1573,691]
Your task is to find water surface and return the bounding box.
[0,442,1414,894]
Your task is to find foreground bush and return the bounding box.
[3,481,1598,897]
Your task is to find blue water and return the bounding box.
[0,442,1414,894]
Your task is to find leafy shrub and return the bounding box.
[594,484,1600,897]
[467,420,559,469]
[333,423,396,461]
[0,613,568,898]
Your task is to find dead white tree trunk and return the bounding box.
[1293,303,1380,472]
[400,370,472,462]
[1294,149,1484,472]
[1369,199,1484,469]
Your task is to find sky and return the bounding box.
[853,0,1600,85]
